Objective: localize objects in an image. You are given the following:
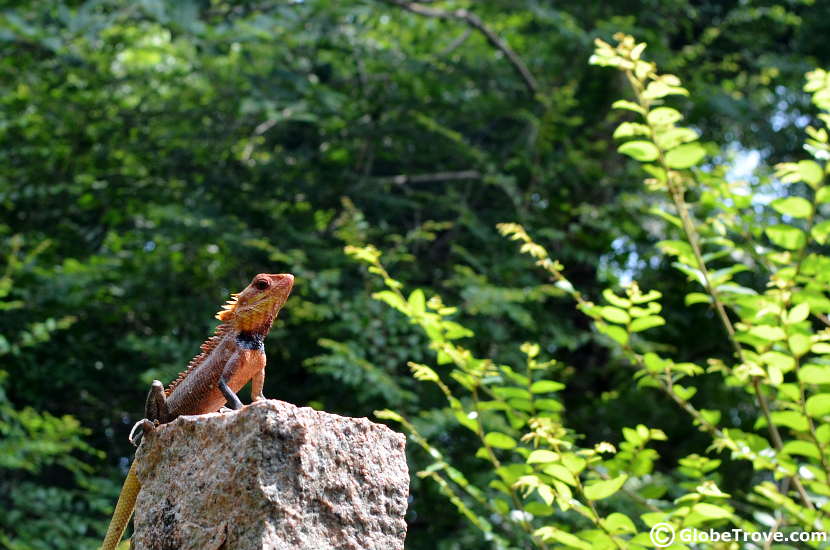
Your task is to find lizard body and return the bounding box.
[100,273,294,550]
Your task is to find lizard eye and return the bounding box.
[254,279,269,291]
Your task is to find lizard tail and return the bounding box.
[101,461,140,550]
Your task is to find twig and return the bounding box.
[241,118,280,163]
[252,118,279,136]
[374,170,481,185]
[378,0,539,96]
[440,29,471,57]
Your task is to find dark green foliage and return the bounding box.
[1,1,829,548]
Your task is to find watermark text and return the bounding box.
[649,523,827,547]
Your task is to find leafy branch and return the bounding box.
[377,0,540,96]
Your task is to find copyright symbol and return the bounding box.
[650,522,675,547]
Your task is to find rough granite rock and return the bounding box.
[131,399,409,550]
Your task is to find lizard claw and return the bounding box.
[129,418,157,447]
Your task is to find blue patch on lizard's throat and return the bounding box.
[236,331,265,351]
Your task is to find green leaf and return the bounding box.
[495,463,530,485]
[407,289,426,315]
[685,292,711,306]
[673,385,697,401]
[765,224,806,250]
[372,290,407,313]
[643,353,666,373]
[508,398,533,412]
[786,302,810,324]
[527,450,559,464]
[700,409,722,426]
[542,464,576,485]
[525,500,554,516]
[781,440,821,459]
[789,333,811,357]
[611,99,645,115]
[453,409,478,432]
[806,394,830,417]
[560,454,586,477]
[799,365,830,384]
[654,127,699,150]
[602,288,631,308]
[618,140,659,162]
[583,474,627,500]
[771,197,813,219]
[643,80,689,99]
[604,512,636,534]
[499,367,529,386]
[534,526,592,550]
[530,380,565,393]
[629,315,665,332]
[748,325,786,342]
[811,220,830,245]
[493,387,532,400]
[647,107,682,126]
[770,411,809,431]
[664,143,706,169]
[761,351,795,372]
[658,239,695,262]
[816,187,830,204]
[600,306,630,324]
[640,512,669,527]
[692,502,731,519]
[597,324,628,346]
[535,399,563,412]
[442,321,472,340]
[613,122,651,139]
[768,363,783,385]
[492,498,511,515]
[799,159,823,187]
[484,432,517,449]
[631,289,663,303]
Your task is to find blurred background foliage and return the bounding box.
[0,0,828,548]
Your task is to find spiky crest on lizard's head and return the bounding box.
[166,273,294,395]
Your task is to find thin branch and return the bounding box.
[379,0,539,96]
[241,118,280,163]
[373,170,481,185]
[252,118,279,136]
[440,29,471,57]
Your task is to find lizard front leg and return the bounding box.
[218,349,266,409]
[251,367,266,402]
[218,351,245,410]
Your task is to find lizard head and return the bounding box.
[215,273,294,333]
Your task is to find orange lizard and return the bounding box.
[100,273,294,550]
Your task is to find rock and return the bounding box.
[131,400,409,550]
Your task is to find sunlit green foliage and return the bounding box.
[347,35,830,549]
[3,1,830,548]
